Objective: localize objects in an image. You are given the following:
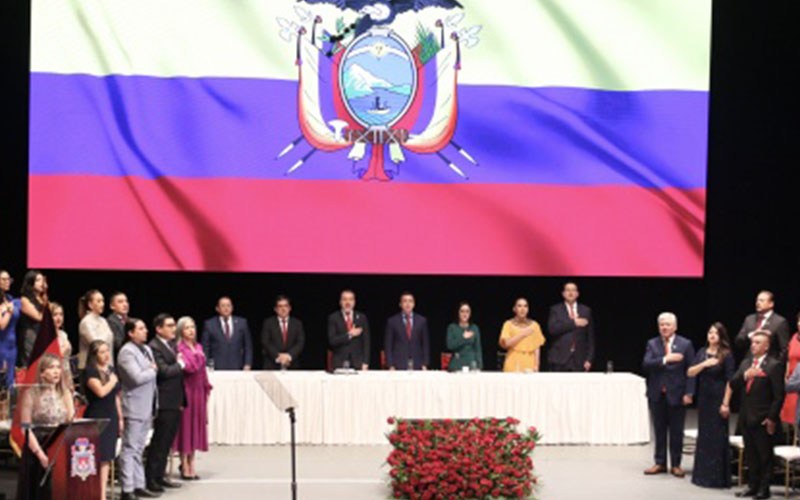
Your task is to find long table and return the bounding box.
[206,371,650,446]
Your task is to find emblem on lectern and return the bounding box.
[70,437,97,481]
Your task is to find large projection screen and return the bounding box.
[28,0,710,276]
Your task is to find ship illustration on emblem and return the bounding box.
[275,0,482,181]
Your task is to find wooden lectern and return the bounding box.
[41,418,107,500]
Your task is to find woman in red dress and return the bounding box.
[780,313,800,425]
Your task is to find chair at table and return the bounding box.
[326,350,334,372]
[380,350,387,370]
[774,425,800,498]
[441,353,452,371]
[683,428,698,454]
[729,435,745,488]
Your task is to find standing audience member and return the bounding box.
[547,282,595,372]
[725,331,784,499]
[384,292,430,370]
[0,287,20,389]
[18,270,48,366]
[735,290,790,362]
[107,292,130,357]
[83,340,122,500]
[499,298,545,373]
[642,312,695,478]
[117,318,159,500]
[327,290,370,370]
[146,314,185,492]
[262,295,306,370]
[201,296,252,370]
[446,302,483,372]
[687,322,734,488]
[173,316,213,480]
[780,313,800,426]
[0,270,13,298]
[78,290,115,369]
[50,302,74,390]
[16,353,74,500]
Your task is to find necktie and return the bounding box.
[746,359,759,393]
[661,339,671,393]
[223,318,231,340]
[756,313,765,330]
[568,304,577,319]
[345,312,353,331]
[569,304,578,351]
[281,319,288,347]
[405,314,412,340]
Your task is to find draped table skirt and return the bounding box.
[206,371,649,445]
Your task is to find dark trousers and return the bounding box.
[146,408,182,483]
[549,356,582,372]
[333,349,364,369]
[650,396,686,468]
[742,422,774,492]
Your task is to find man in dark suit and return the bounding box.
[201,296,253,370]
[735,290,791,363]
[107,291,130,357]
[262,295,305,370]
[146,313,185,492]
[725,331,784,499]
[384,292,429,370]
[642,312,695,478]
[547,282,595,372]
[328,289,370,370]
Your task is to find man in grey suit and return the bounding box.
[735,290,791,363]
[202,296,252,370]
[117,318,160,500]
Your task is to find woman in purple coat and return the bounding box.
[172,316,212,480]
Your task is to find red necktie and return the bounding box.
[569,304,578,351]
[746,359,759,393]
[405,315,412,340]
[662,339,671,393]
[345,312,353,331]
[281,319,288,348]
[756,314,765,330]
[223,318,231,340]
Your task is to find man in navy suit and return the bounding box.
[547,282,595,372]
[201,296,252,370]
[384,292,429,370]
[262,295,306,370]
[642,312,695,478]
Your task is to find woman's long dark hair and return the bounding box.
[19,270,43,301]
[454,301,471,324]
[83,340,110,390]
[710,321,731,360]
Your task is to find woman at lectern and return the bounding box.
[83,340,121,500]
[499,298,546,372]
[17,352,75,500]
[446,302,483,371]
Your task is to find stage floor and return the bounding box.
[157,443,741,500]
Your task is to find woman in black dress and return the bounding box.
[83,340,121,500]
[17,270,48,366]
[687,322,735,488]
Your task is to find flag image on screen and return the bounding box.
[28,0,710,276]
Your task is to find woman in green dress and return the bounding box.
[446,302,483,371]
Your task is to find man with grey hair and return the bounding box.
[642,312,696,478]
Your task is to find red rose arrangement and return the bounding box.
[386,417,541,499]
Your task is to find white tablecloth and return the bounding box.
[207,371,650,445]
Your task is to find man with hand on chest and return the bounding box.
[724,331,785,499]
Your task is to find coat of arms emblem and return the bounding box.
[276,0,481,181]
[70,437,97,481]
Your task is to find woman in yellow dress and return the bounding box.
[499,298,545,372]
